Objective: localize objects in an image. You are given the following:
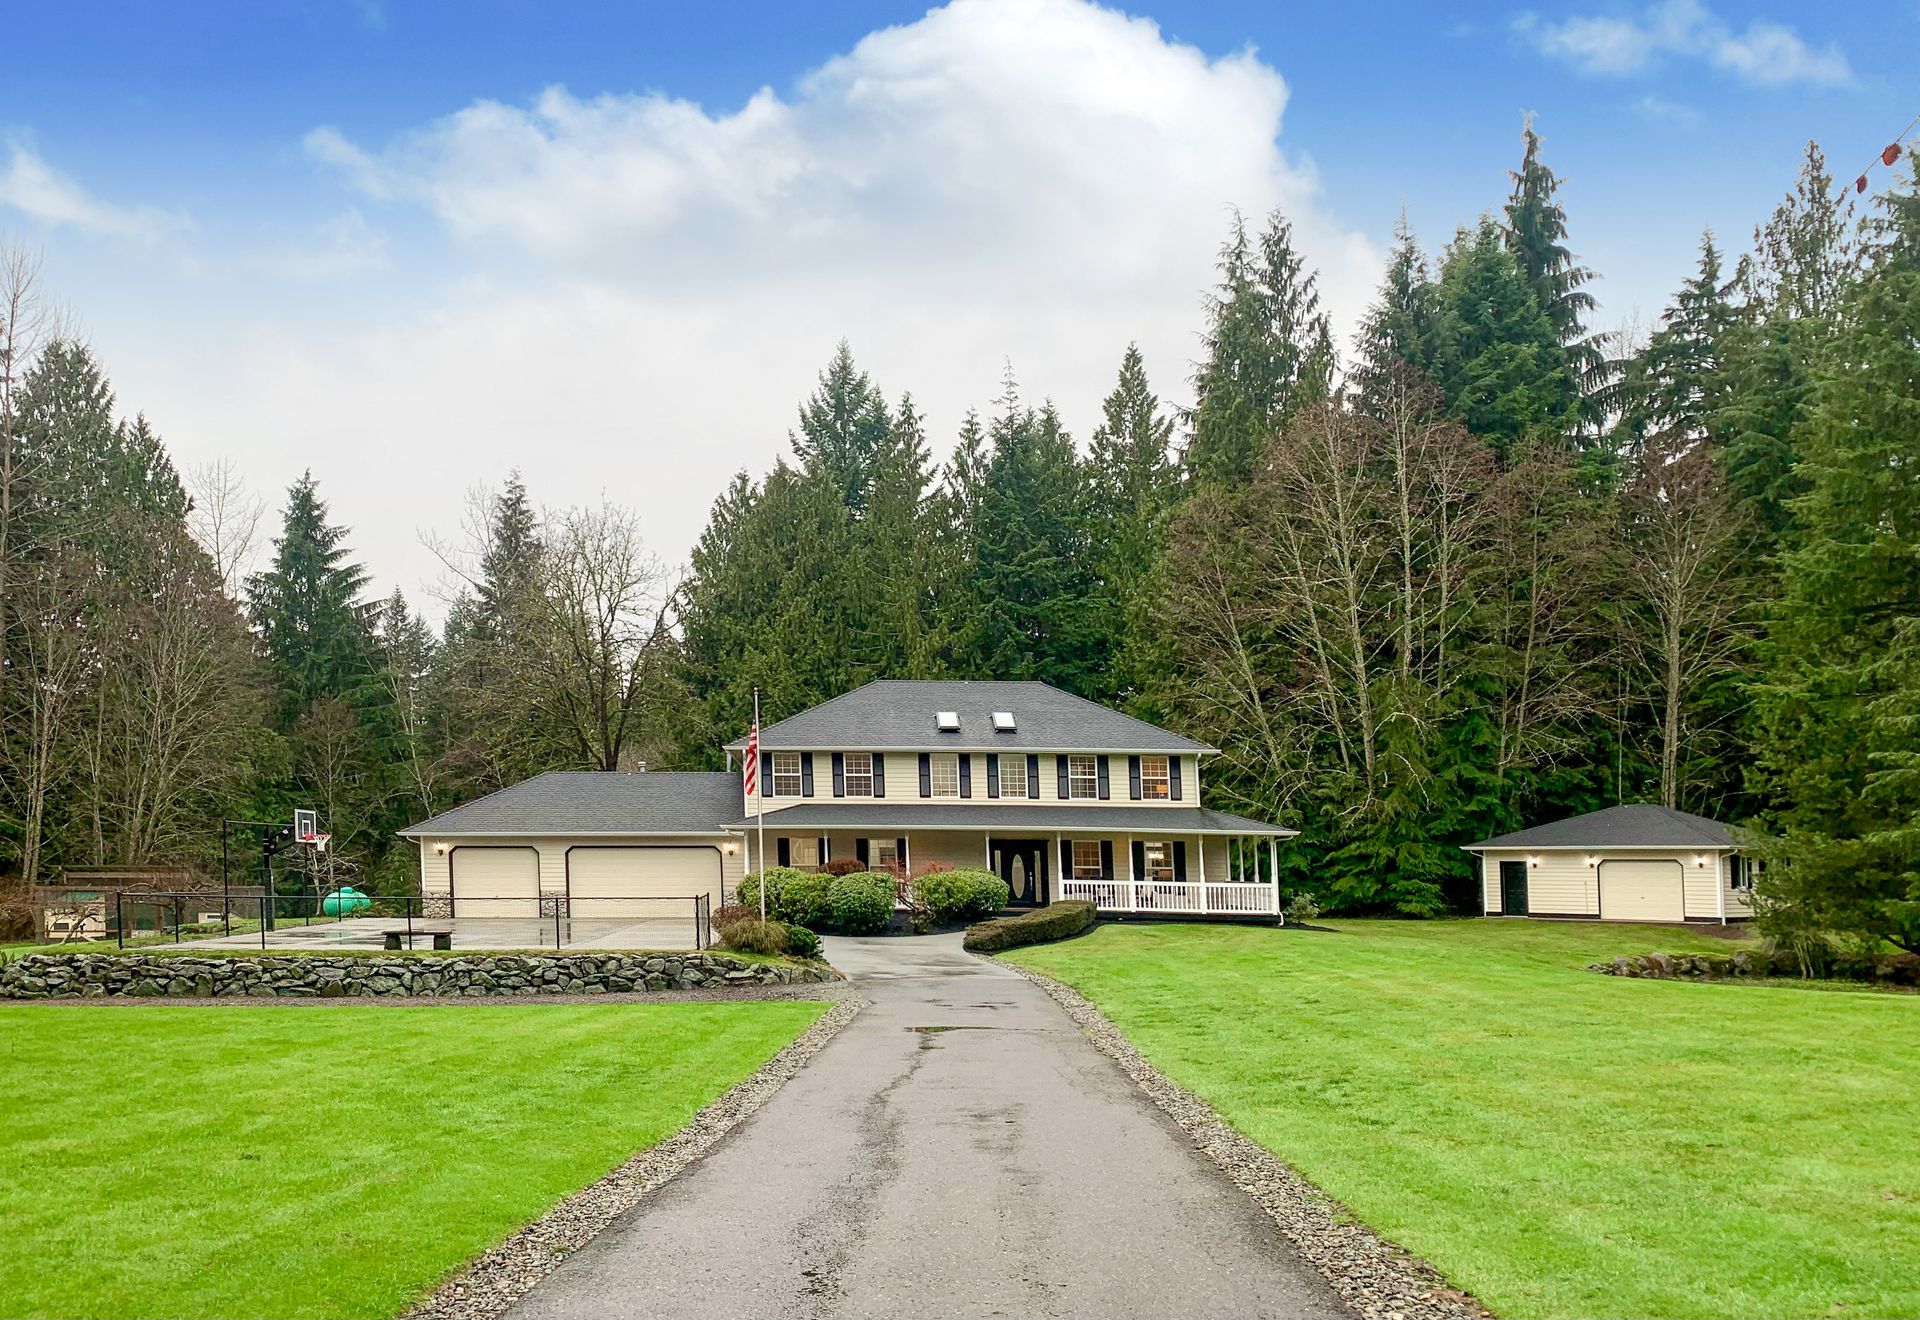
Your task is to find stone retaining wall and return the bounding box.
[0,950,840,999]
[1592,948,1920,985]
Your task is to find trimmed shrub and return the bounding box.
[780,922,823,959]
[963,900,1096,953]
[718,917,790,955]
[1283,893,1320,924]
[827,871,896,935]
[913,868,1010,924]
[775,870,835,929]
[823,858,866,877]
[734,867,810,916]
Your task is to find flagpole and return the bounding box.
[754,686,766,921]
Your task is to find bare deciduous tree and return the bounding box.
[185,457,265,592]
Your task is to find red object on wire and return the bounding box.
[1885,144,1904,166]
[1858,175,1870,193]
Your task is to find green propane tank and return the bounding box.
[322,886,371,916]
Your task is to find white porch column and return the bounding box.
[1269,837,1281,914]
[1197,834,1206,885]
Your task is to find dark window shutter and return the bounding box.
[819,837,829,866]
[1056,755,1069,799]
[959,755,972,799]
[919,753,931,798]
[761,751,773,792]
[1027,754,1040,799]
[777,837,791,867]
[895,837,908,870]
[832,752,845,798]
[1170,756,1184,801]
[1060,838,1074,877]
[1097,756,1110,800]
[1172,841,1187,883]
[1099,840,1114,878]
[1129,755,1142,800]
[1131,839,1146,879]
[856,838,869,866]
[987,753,1000,798]
[801,753,815,797]
[872,753,886,798]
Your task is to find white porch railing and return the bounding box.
[1060,878,1278,916]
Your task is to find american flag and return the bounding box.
[742,718,759,795]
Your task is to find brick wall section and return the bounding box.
[0,951,839,999]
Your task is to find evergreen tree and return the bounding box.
[1086,345,1179,704]
[245,473,373,729]
[1503,118,1602,411]
[1187,209,1333,486]
[1429,219,1574,455]
[1623,232,1733,459]
[477,470,541,627]
[1352,213,1439,414]
[1754,167,1920,953]
[790,341,892,512]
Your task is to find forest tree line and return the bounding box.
[1,124,1915,952]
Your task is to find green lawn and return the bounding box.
[1007,919,1920,1320]
[0,999,826,1320]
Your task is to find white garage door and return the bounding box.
[567,847,722,920]
[1599,859,1684,923]
[450,847,540,918]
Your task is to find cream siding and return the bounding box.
[746,751,1202,813]
[1477,846,1748,922]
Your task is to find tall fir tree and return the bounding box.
[1352,212,1439,415]
[1503,118,1602,413]
[790,341,892,513]
[1623,231,1734,460]
[1086,344,1179,705]
[1187,209,1333,486]
[245,472,373,729]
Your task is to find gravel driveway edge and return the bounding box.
[404,993,865,1320]
[1003,961,1493,1320]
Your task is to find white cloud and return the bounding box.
[0,143,177,239]
[1516,1,1851,87]
[118,0,1377,611]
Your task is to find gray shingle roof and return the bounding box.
[1464,804,1739,851]
[725,803,1295,836]
[399,771,740,837]
[722,680,1216,754]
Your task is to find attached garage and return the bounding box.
[449,846,539,918]
[1598,858,1684,923]
[566,846,724,919]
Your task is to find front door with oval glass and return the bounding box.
[991,838,1047,908]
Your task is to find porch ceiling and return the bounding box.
[724,803,1297,837]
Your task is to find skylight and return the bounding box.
[935,710,961,732]
[992,711,1016,732]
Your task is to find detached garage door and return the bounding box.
[450,847,540,919]
[567,847,723,920]
[1599,859,1684,923]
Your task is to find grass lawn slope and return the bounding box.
[0,999,826,1320]
[1008,920,1920,1320]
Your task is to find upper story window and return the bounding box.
[844,752,874,797]
[929,753,960,798]
[1140,754,1171,800]
[999,756,1028,798]
[1140,840,1174,882]
[771,751,803,797]
[1067,754,1098,799]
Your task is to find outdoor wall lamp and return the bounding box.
[433,842,448,854]
[1585,856,1598,868]
[724,842,737,854]
[1694,854,1709,868]
[1528,855,1541,869]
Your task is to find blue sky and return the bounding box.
[3,1,1911,605]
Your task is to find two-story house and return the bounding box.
[400,679,1295,920]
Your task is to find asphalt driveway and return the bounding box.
[505,932,1349,1320]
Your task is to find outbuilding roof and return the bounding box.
[725,803,1295,837]
[1463,803,1740,851]
[399,771,740,838]
[722,679,1216,754]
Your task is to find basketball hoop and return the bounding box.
[291,808,328,852]
[307,833,332,854]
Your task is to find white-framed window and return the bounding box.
[789,836,819,867]
[870,838,899,869]
[999,756,1028,798]
[929,753,960,798]
[844,752,874,797]
[1732,855,1763,891]
[1067,754,1098,799]
[1140,840,1174,882]
[1072,839,1104,879]
[1140,754,1170,800]
[771,751,803,797]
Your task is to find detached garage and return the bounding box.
[1464,804,1755,925]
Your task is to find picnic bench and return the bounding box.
[385,922,454,951]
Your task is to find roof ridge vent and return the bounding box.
[991,710,1016,732]
[935,710,961,732]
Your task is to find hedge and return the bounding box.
[912,868,1010,924]
[962,900,1096,953]
[827,871,896,935]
